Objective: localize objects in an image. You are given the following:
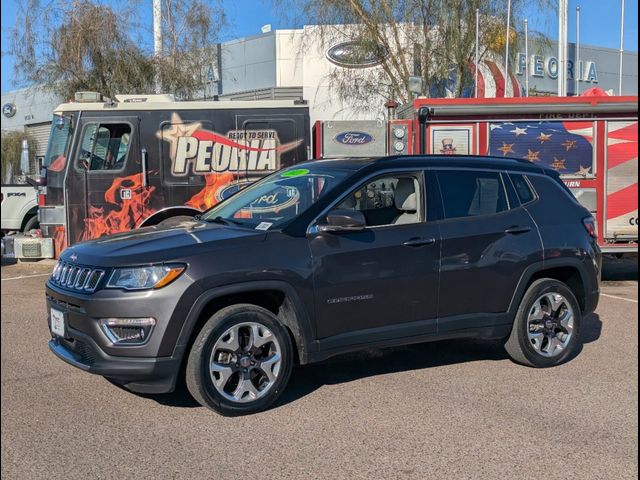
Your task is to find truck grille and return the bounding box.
[51,261,105,293]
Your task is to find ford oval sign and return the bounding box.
[334,131,375,146]
[326,41,387,68]
[2,103,16,118]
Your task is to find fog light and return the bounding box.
[99,318,156,345]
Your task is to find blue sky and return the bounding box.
[1,0,638,92]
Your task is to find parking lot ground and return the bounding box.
[1,256,638,480]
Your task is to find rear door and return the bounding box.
[66,115,143,243]
[435,169,541,331]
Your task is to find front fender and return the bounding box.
[172,280,315,364]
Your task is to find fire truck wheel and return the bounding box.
[185,304,294,416]
[504,279,582,368]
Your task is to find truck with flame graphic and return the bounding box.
[36,94,309,256]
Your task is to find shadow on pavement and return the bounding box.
[134,313,602,410]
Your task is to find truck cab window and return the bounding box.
[78,123,132,171]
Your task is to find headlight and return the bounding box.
[106,264,185,290]
[394,141,405,152]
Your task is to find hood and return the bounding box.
[60,219,267,267]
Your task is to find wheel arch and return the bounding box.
[509,258,590,316]
[20,206,39,231]
[174,281,314,367]
[137,206,201,228]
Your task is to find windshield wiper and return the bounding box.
[204,216,245,226]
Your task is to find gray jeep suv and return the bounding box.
[47,156,601,415]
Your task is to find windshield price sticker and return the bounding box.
[255,222,273,231]
[281,168,310,178]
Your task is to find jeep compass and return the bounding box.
[47,156,601,415]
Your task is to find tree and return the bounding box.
[279,0,552,108]
[8,0,226,100]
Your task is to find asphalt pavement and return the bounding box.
[1,256,638,479]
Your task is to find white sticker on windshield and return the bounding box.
[255,222,273,231]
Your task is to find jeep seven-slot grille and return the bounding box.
[51,261,105,292]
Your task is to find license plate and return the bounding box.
[50,308,65,337]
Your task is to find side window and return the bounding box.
[438,170,508,219]
[78,123,131,171]
[510,174,536,205]
[336,174,423,227]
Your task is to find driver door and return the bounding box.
[308,171,441,345]
[67,116,143,243]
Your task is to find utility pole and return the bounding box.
[153,0,162,94]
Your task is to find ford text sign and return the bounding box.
[334,131,375,146]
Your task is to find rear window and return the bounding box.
[437,170,508,219]
[510,174,536,204]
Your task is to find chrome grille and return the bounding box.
[50,261,105,292]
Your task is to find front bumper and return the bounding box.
[45,273,203,393]
[48,333,184,394]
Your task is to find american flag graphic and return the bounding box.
[488,121,594,175]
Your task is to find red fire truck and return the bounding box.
[386,95,638,254]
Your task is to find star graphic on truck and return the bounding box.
[537,132,552,143]
[576,165,592,176]
[550,157,567,170]
[510,126,528,136]
[156,113,202,160]
[498,142,515,155]
[562,139,577,151]
[523,149,540,161]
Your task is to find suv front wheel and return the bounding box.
[505,278,582,368]
[186,304,293,415]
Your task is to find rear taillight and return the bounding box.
[583,216,597,238]
[38,193,46,207]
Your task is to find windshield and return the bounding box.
[43,114,72,171]
[201,165,349,230]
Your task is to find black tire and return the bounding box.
[22,215,39,233]
[505,278,582,368]
[185,304,294,416]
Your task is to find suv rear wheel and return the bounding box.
[505,278,582,367]
[185,304,293,415]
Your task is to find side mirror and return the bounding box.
[317,209,366,233]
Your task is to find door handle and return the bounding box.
[403,237,436,247]
[504,226,532,235]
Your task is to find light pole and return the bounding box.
[504,0,512,95]
[575,6,580,96]
[153,0,163,94]
[619,0,625,95]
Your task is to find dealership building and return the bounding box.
[1,24,638,173]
